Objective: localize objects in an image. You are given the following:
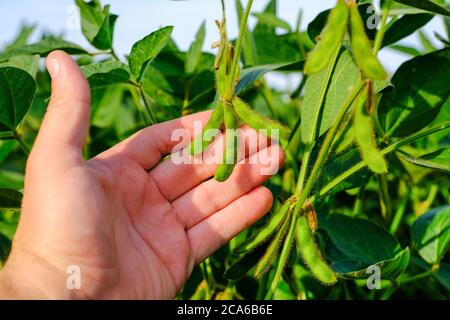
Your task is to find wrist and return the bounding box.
[0,243,83,299]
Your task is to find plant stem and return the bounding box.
[140,88,157,124]
[373,0,393,54]
[229,0,253,93]
[309,121,450,203]
[128,84,151,125]
[389,187,410,234]
[295,48,340,196]
[293,80,365,215]
[265,213,298,300]
[13,130,30,156]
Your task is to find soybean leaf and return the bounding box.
[0,232,11,262]
[185,21,206,74]
[0,67,36,131]
[0,37,86,62]
[382,14,434,48]
[129,26,174,81]
[411,205,450,265]
[254,33,304,64]
[76,0,118,50]
[252,12,291,32]
[301,49,360,144]
[332,248,410,280]
[321,214,408,279]
[236,0,257,67]
[91,85,124,128]
[0,54,40,78]
[235,60,303,95]
[81,60,130,88]
[378,49,450,137]
[394,0,450,17]
[253,0,277,36]
[4,24,36,52]
[223,245,266,281]
[401,148,450,172]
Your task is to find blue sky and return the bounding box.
[0,0,447,88]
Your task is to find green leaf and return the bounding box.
[223,246,266,281]
[411,205,450,265]
[254,32,305,65]
[378,49,450,137]
[4,24,36,52]
[382,14,434,48]
[302,50,361,143]
[252,12,291,32]
[394,0,450,16]
[333,248,410,280]
[313,148,372,196]
[401,148,450,172]
[0,54,40,79]
[0,67,36,131]
[76,0,118,50]
[0,188,22,209]
[0,37,86,62]
[253,0,277,36]
[235,60,303,95]
[81,61,130,89]
[129,26,174,81]
[91,85,124,128]
[185,21,206,74]
[322,214,408,280]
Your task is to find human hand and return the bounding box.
[0,51,284,299]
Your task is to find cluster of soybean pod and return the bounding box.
[191,0,388,291]
[188,17,289,182]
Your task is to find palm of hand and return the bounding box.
[4,51,282,299]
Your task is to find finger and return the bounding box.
[173,144,284,228]
[30,50,91,170]
[149,126,272,201]
[188,186,273,264]
[96,111,212,170]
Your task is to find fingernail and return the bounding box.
[47,57,60,78]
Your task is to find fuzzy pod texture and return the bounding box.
[215,102,239,182]
[189,101,224,155]
[296,214,337,285]
[233,97,290,140]
[353,89,388,174]
[349,2,387,80]
[304,0,349,75]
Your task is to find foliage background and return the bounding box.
[0,0,449,300]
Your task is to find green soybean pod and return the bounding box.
[353,90,388,174]
[349,3,387,80]
[296,214,337,285]
[304,0,349,75]
[235,199,291,254]
[254,212,290,279]
[189,101,224,155]
[233,97,290,140]
[215,102,239,182]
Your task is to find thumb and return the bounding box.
[31,50,91,168]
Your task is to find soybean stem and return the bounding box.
[265,213,298,300]
[229,0,253,94]
[13,130,30,156]
[373,0,393,54]
[293,80,365,216]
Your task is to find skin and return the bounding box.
[0,51,284,299]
